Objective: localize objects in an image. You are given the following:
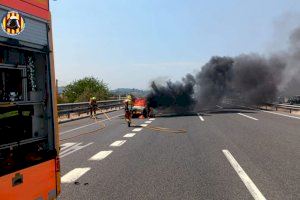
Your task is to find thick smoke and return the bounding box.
[195,56,234,107]
[147,26,300,111]
[279,27,300,95]
[147,74,195,112]
[230,54,285,104]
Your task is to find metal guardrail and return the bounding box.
[263,103,300,113]
[58,99,123,118]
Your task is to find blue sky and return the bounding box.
[50,0,300,89]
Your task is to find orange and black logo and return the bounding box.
[1,11,25,36]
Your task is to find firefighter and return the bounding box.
[89,96,97,118]
[147,105,154,118]
[124,95,133,126]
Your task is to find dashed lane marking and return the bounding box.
[89,150,113,161]
[222,150,266,200]
[110,140,127,147]
[238,113,258,121]
[140,124,148,127]
[123,133,136,138]
[197,113,204,121]
[145,121,152,124]
[132,128,143,132]
[60,142,93,158]
[149,118,155,121]
[60,114,123,135]
[61,168,91,183]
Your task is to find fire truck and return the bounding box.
[0,1,60,199]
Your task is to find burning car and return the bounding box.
[132,98,148,118]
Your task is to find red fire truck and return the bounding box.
[0,1,60,199]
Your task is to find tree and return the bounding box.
[62,77,110,102]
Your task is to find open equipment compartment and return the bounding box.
[0,46,56,176]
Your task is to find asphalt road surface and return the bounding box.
[57,106,300,200]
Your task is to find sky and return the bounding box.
[50,0,300,90]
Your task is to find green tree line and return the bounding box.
[58,77,110,103]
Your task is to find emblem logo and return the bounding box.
[1,11,25,36]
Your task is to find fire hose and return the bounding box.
[60,108,110,141]
[125,109,187,134]
[130,121,187,134]
[61,108,187,142]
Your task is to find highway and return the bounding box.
[57,106,300,200]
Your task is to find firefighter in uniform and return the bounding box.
[89,97,97,118]
[124,95,133,126]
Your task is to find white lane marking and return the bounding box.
[89,150,113,161]
[262,110,300,120]
[60,142,76,151]
[216,105,223,109]
[234,105,300,120]
[149,118,155,121]
[123,133,136,138]
[197,113,204,121]
[60,114,123,135]
[60,142,93,158]
[222,150,266,200]
[132,128,143,132]
[145,121,152,124]
[140,124,148,127]
[238,113,258,121]
[110,140,126,147]
[61,168,91,183]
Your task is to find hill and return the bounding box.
[110,88,148,97]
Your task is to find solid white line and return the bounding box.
[60,114,123,135]
[89,150,113,161]
[110,140,126,147]
[61,168,91,183]
[197,113,204,121]
[216,105,223,109]
[149,118,155,121]
[262,110,300,120]
[140,124,148,127]
[238,113,258,121]
[132,128,143,132]
[145,121,152,124]
[123,133,136,138]
[222,150,266,200]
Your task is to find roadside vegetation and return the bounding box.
[58,77,110,103]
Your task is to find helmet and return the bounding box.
[126,95,132,100]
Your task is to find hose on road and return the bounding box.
[61,110,186,142]
[60,111,109,142]
[131,121,187,134]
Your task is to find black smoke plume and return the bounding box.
[147,74,195,112]
[147,26,300,111]
[195,56,234,107]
